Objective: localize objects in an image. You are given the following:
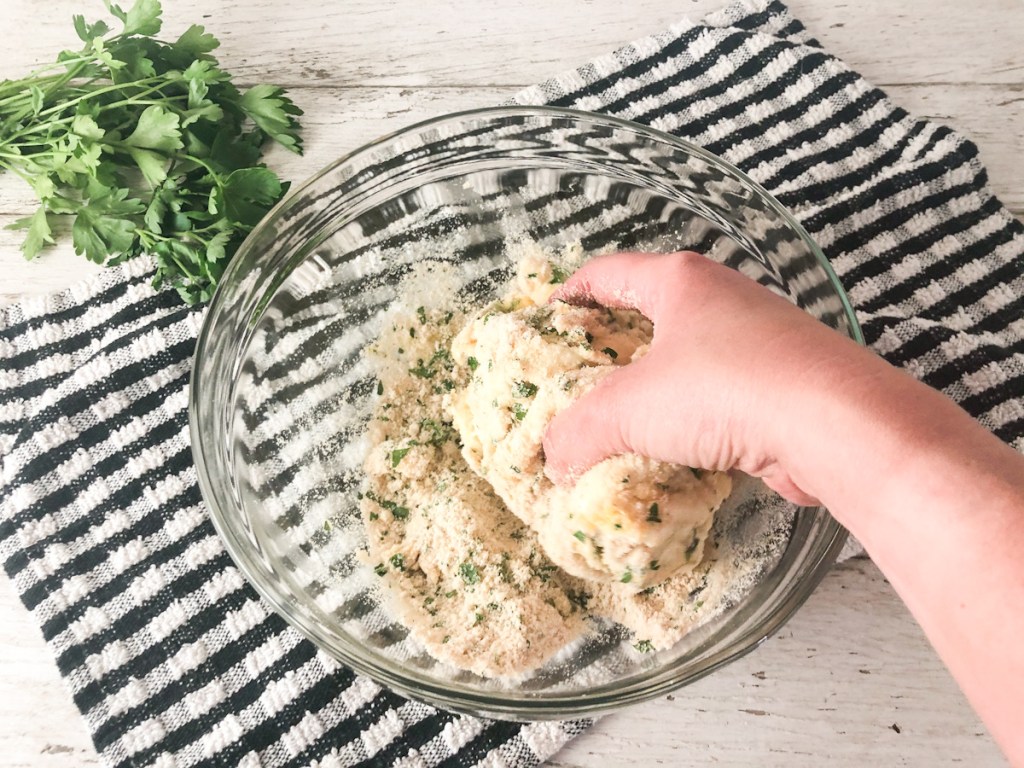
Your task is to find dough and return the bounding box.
[446,258,731,591]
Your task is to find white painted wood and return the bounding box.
[0,576,100,768]
[0,0,1019,765]
[1,0,1021,87]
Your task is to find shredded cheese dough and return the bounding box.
[359,246,740,678]
[448,255,731,590]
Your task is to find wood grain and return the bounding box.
[0,576,100,768]
[1,0,1020,87]
[0,0,1020,765]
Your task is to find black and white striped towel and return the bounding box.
[1,1,1022,766]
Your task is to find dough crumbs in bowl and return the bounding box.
[358,241,792,679]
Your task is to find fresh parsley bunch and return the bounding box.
[0,0,303,304]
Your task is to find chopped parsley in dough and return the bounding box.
[448,258,731,591]
[359,245,736,678]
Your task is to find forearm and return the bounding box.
[784,348,1024,764]
[543,251,1023,761]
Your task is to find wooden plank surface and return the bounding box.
[2,0,1021,87]
[0,0,1020,765]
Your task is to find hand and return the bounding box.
[542,252,1024,767]
[542,250,875,505]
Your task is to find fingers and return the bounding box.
[543,357,660,484]
[551,250,707,321]
[542,251,761,485]
[543,251,700,484]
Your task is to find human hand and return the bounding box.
[541,251,873,506]
[543,251,1024,765]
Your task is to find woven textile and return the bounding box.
[1,1,1021,766]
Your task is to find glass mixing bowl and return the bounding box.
[190,106,861,720]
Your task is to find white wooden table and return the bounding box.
[1,1,1020,765]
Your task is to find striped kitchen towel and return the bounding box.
[1,1,1022,767]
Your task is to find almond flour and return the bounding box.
[359,242,792,678]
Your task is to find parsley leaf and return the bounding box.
[106,0,163,36]
[5,207,55,260]
[72,188,146,263]
[175,24,220,56]
[238,84,304,153]
[215,167,283,226]
[125,105,183,152]
[459,561,480,585]
[0,0,303,304]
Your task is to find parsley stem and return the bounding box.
[34,78,168,120]
[0,56,94,97]
[2,80,173,147]
[0,161,33,186]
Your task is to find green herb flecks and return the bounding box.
[573,530,586,542]
[389,553,405,571]
[409,346,452,379]
[498,553,515,584]
[620,570,633,584]
[685,532,700,559]
[512,402,528,421]
[459,561,480,585]
[364,489,410,520]
[646,503,662,523]
[549,264,570,284]
[0,0,303,304]
[389,446,411,467]
[528,550,559,583]
[512,380,538,398]
[418,418,455,447]
[467,356,479,372]
[633,639,655,653]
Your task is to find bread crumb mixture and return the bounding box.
[449,257,731,592]
[360,244,734,678]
